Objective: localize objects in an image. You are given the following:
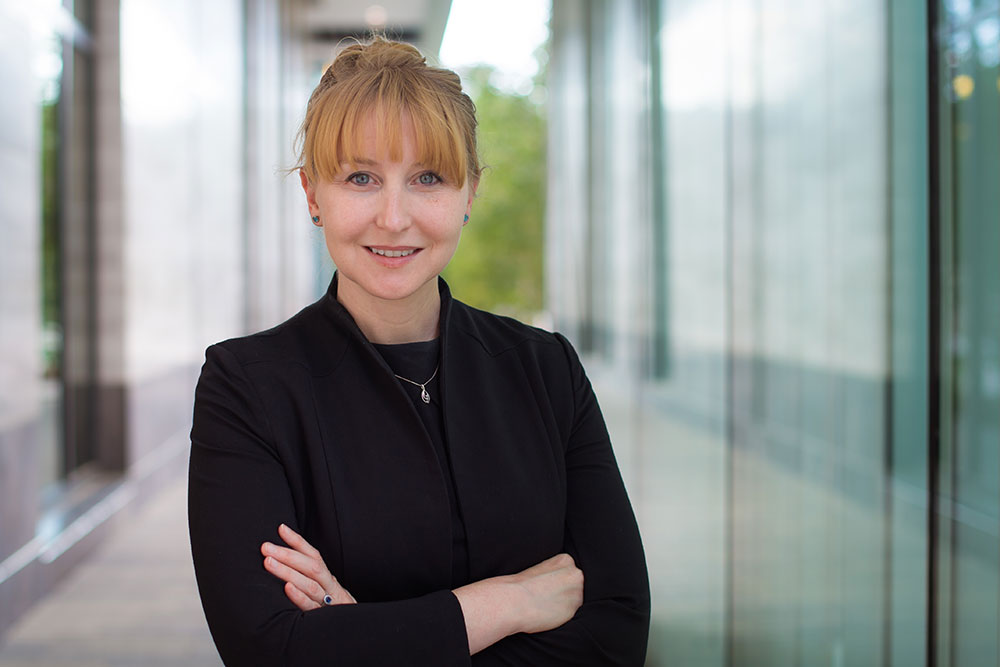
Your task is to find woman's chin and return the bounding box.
[339,271,439,305]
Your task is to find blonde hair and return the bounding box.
[296,37,481,188]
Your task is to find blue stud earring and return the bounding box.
[463,214,469,223]
[311,215,320,224]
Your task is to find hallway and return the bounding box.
[0,477,220,666]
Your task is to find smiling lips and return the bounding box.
[367,246,419,258]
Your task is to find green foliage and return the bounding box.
[442,66,546,321]
[41,100,62,378]
[41,101,61,327]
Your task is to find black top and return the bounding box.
[188,275,650,666]
[373,339,470,587]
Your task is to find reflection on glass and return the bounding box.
[975,16,1000,66]
[73,0,93,29]
[938,0,1000,663]
[39,29,64,495]
[946,0,975,21]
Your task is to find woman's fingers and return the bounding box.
[283,581,320,612]
[260,524,357,607]
[268,554,355,607]
[329,584,357,605]
[261,541,333,587]
[264,554,329,603]
[277,523,322,559]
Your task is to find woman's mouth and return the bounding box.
[367,247,417,258]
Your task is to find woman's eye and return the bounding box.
[347,173,371,186]
[417,172,440,186]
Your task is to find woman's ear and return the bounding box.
[300,169,318,212]
[466,177,479,211]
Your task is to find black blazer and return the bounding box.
[189,276,650,666]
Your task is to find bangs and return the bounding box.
[306,70,469,187]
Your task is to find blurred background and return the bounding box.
[0,0,998,665]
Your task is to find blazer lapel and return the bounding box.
[440,295,567,581]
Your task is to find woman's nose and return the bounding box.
[376,187,411,232]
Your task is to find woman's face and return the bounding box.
[301,116,475,311]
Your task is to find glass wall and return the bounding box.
[547,0,1000,665]
[39,21,65,493]
[729,1,890,664]
[644,1,901,662]
[936,1,1000,665]
[36,0,97,504]
[1,0,320,640]
[888,2,931,666]
[646,0,728,664]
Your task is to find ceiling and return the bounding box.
[295,0,454,56]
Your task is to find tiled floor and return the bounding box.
[0,477,222,666]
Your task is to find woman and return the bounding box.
[189,37,649,666]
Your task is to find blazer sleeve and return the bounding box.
[188,343,471,667]
[472,333,651,666]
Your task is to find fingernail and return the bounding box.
[262,543,272,554]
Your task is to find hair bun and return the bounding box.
[338,37,425,74]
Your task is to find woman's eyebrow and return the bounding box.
[342,158,432,168]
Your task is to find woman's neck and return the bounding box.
[336,277,441,344]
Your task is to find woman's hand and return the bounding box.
[453,552,584,654]
[261,523,356,611]
[507,553,584,634]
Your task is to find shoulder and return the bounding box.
[447,300,593,435]
[205,296,349,376]
[449,299,563,355]
[447,299,583,379]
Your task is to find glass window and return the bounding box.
[73,0,93,30]
[37,4,96,509]
[646,1,930,665]
[645,0,730,664]
[39,29,64,494]
[550,1,1000,664]
[936,1,1000,664]
[888,1,930,665]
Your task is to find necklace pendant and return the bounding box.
[420,386,431,404]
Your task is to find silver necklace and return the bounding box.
[393,365,439,404]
